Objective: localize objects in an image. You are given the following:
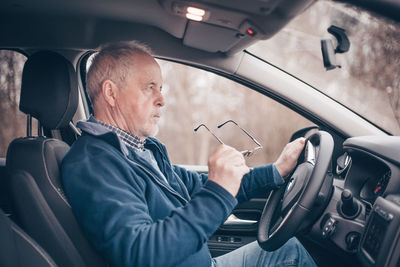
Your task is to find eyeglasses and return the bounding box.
[194,120,263,157]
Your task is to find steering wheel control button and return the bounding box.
[321,217,337,239]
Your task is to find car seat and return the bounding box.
[0,206,57,267]
[6,51,108,267]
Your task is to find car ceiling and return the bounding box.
[1,0,399,55]
[0,0,316,54]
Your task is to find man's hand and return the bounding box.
[275,137,306,178]
[208,145,250,197]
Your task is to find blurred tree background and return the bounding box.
[0,51,26,156]
[248,1,400,134]
[156,60,313,166]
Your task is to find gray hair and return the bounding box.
[86,41,153,106]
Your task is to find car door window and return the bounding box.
[155,60,315,167]
[0,50,27,157]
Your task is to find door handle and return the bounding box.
[223,214,257,226]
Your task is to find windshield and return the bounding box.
[248,1,400,135]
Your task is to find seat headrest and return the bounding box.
[20,51,78,129]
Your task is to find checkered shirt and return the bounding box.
[98,121,145,152]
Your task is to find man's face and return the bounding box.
[116,53,164,139]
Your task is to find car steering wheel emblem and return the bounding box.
[286,177,295,193]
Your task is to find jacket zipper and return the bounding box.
[173,171,191,201]
[147,142,192,201]
[127,159,188,204]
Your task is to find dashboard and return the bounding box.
[307,135,400,267]
[341,136,400,267]
[342,136,400,205]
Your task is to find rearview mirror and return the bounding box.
[321,39,339,70]
[320,25,350,71]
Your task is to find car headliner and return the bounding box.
[0,0,317,53]
[1,0,398,55]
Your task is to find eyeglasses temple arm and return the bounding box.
[218,120,262,148]
[194,124,224,144]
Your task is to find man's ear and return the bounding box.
[101,80,119,107]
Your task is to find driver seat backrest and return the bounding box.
[0,207,57,267]
[6,51,108,267]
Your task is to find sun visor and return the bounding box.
[183,22,255,53]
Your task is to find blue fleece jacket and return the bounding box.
[61,118,284,267]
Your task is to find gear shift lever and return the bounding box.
[340,189,360,218]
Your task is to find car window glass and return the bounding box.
[248,1,400,135]
[0,50,27,157]
[155,60,315,167]
[82,56,315,167]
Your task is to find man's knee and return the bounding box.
[280,238,315,266]
[285,237,303,250]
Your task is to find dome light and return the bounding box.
[186,6,205,21]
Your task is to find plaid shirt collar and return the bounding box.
[97,120,145,152]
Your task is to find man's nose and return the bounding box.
[155,91,165,107]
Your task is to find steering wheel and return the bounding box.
[258,131,334,251]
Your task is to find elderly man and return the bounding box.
[61,41,316,267]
